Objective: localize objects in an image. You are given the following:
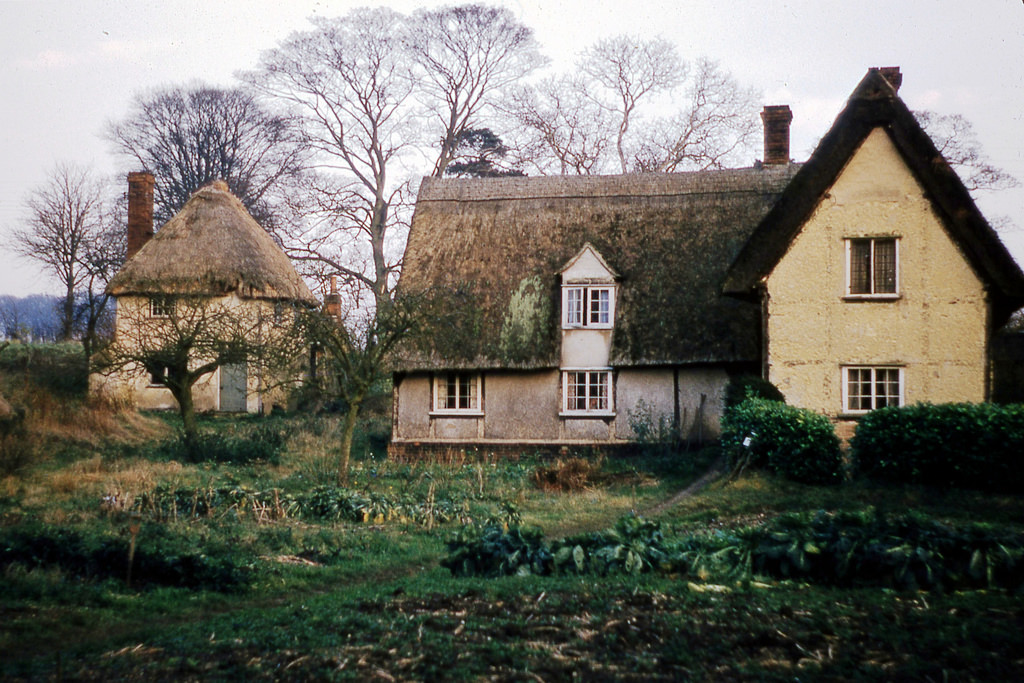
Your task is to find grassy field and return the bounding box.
[2,354,1024,680]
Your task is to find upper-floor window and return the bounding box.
[842,366,903,413]
[563,286,614,329]
[433,372,482,414]
[150,296,175,318]
[846,237,899,297]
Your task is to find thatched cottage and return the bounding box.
[92,175,316,413]
[390,67,1024,458]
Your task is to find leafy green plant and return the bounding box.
[441,523,552,577]
[724,374,785,409]
[852,402,1024,492]
[627,399,679,455]
[154,421,292,465]
[722,397,843,484]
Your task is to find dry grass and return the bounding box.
[531,456,604,492]
[16,386,169,448]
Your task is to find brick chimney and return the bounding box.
[876,66,902,92]
[126,172,155,260]
[761,105,793,166]
[324,275,342,321]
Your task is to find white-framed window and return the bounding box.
[562,286,614,328]
[150,296,175,318]
[845,237,899,297]
[432,372,482,414]
[561,369,613,415]
[842,366,904,413]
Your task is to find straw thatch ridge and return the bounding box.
[397,166,801,371]
[107,181,316,304]
[724,68,1024,323]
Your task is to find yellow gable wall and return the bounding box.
[765,127,988,416]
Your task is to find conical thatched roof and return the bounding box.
[396,166,801,371]
[107,181,316,304]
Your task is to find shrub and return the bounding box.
[722,397,843,485]
[0,342,88,397]
[156,421,292,465]
[627,399,679,455]
[852,402,1024,493]
[0,522,252,591]
[723,374,785,409]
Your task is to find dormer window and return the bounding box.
[563,285,614,329]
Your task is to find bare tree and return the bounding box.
[631,58,759,172]
[300,298,420,484]
[408,3,546,178]
[245,9,416,314]
[96,296,302,442]
[510,37,758,175]
[580,35,684,173]
[74,205,124,359]
[507,75,612,175]
[107,85,308,229]
[12,164,114,344]
[916,111,1020,194]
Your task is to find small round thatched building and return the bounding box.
[96,177,316,414]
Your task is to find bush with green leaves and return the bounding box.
[852,402,1024,492]
[442,524,552,577]
[0,521,252,592]
[724,374,786,409]
[722,397,843,485]
[155,420,292,465]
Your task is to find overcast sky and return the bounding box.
[2,0,1023,297]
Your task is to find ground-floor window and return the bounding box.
[433,372,482,413]
[562,369,612,415]
[148,364,168,386]
[842,366,903,413]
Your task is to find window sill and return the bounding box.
[562,325,614,331]
[842,294,901,302]
[429,411,485,418]
[559,411,616,419]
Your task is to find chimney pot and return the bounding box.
[325,275,342,320]
[126,172,155,260]
[761,105,793,166]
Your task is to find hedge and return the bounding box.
[852,402,1024,493]
[722,397,843,485]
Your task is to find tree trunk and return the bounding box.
[336,395,364,486]
[62,283,75,342]
[170,383,198,445]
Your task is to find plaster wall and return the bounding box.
[483,371,561,440]
[561,330,612,367]
[765,128,988,415]
[614,367,728,440]
[393,374,432,439]
[391,365,729,448]
[91,293,298,414]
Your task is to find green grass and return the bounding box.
[2,394,1023,681]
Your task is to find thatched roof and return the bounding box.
[107,181,316,304]
[397,167,801,371]
[725,68,1024,323]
